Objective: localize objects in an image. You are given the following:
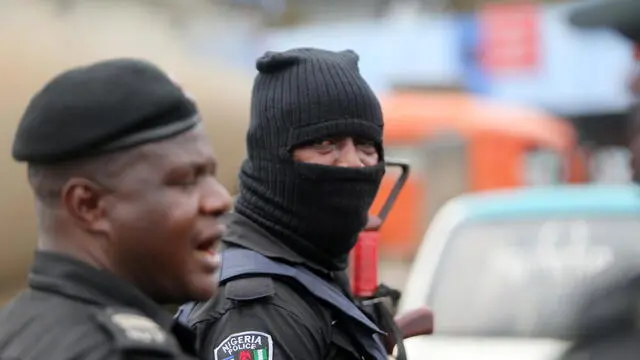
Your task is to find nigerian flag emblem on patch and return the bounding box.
[253,348,268,360]
[214,331,273,360]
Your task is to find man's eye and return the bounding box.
[358,145,377,153]
[312,140,335,151]
[172,175,198,188]
[356,141,377,153]
[167,172,198,187]
[182,177,199,186]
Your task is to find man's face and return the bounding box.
[291,136,379,167]
[102,125,231,303]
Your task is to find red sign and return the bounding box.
[479,1,540,75]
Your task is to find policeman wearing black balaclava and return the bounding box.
[180,48,388,360]
[235,48,384,271]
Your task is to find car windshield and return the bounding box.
[427,216,640,339]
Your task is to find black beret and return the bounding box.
[12,58,200,164]
[569,0,640,43]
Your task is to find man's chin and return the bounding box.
[185,275,218,302]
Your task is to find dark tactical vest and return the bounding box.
[176,247,387,360]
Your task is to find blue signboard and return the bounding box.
[457,13,490,95]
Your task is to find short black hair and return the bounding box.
[27,147,141,206]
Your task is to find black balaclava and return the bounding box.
[234,47,385,271]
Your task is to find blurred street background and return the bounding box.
[0,2,638,356]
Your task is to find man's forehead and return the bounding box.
[137,126,215,164]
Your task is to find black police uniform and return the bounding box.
[1,58,208,360]
[0,252,199,360]
[178,48,388,360]
[562,2,640,358]
[179,214,387,360]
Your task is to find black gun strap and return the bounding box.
[373,301,407,360]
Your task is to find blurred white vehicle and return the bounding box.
[398,185,640,360]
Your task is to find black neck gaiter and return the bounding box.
[235,159,384,270]
[234,47,385,271]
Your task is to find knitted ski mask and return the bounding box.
[234,48,385,271]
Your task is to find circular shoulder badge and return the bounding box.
[214,331,273,360]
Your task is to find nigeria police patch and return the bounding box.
[214,331,272,360]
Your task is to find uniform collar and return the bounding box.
[222,212,329,274]
[222,213,357,299]
[28,251,175,329]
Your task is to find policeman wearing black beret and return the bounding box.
[0,58,232,359]
[563,1,640,359]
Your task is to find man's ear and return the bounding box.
[61,178,111,234]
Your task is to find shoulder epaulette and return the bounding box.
[225,276,275,301]
[94,307,179,357]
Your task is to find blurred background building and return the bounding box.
[33,0,633,181]
[149,0,634,183]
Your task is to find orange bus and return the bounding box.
[370,92,587,260]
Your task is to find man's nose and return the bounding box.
[336,138,363,168]
[200,179,232,216]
